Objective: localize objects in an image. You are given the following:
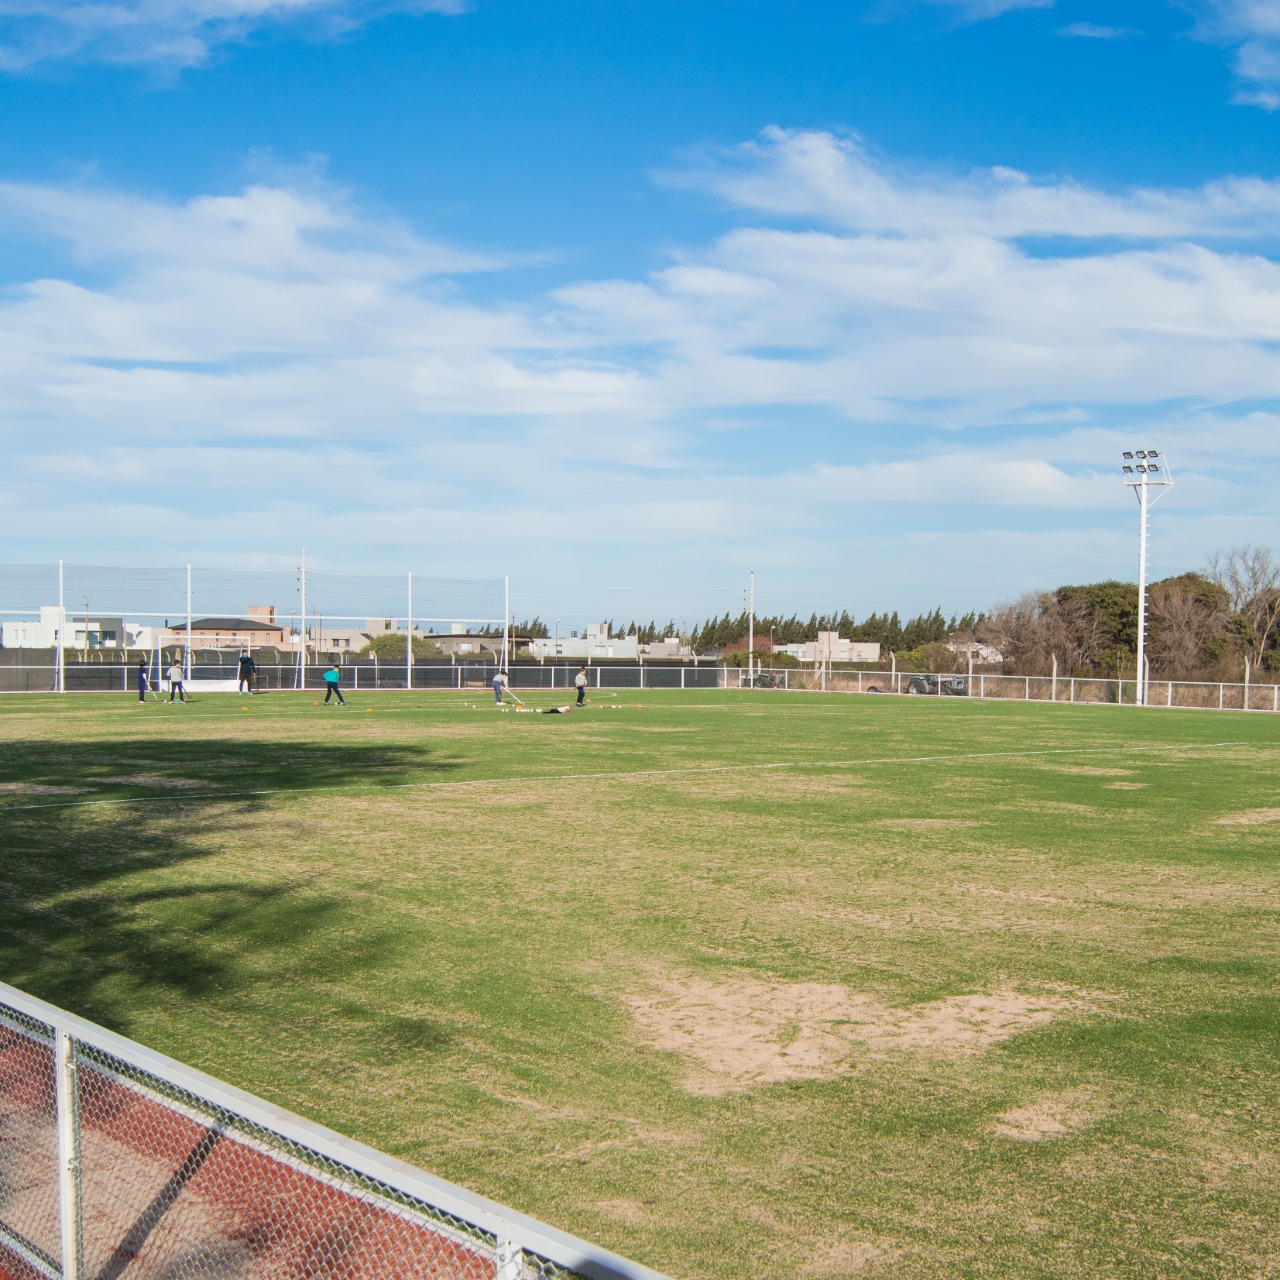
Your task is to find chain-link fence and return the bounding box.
[736,667,1280,711]
[0,983,667,1280]
[0,663,726,695]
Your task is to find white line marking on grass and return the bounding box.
[1,741,1253,813]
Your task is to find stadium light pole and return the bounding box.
[1121,450,1174,706]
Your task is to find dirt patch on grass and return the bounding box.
[994,1089,1101,1141]
[1216,808,1280,826]
[625,975,1102,1094]
[875,818,981,829]
[799,1238,888,1276]
[596,1198,651,1227]
[0,782,87,795]
[1102,782,1147,790]
[1040,765,1133,776]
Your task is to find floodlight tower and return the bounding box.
[1121,450,1174,705]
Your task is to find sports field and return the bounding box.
[1,688,1277,1279]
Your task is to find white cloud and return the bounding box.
[1056,21,1134,38]
[2,134,1279,608]
[664,127,1280,240]
[916,0,1053,19]
[1195,0,1280,107]
[0,0,462,70]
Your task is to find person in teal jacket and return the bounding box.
[323,662,346,705]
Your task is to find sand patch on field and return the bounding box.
[1216,808,1280,826]
[876,818,981,829]
[1041,766,1133,777]
[0,782,87,795]
[596,1198,651,1227]
[994,1089,1101,1141]
[625,975,1102,1094]
[800,1239,888,1276]
[1103,782,1147,790]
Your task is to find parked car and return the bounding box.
[904,675,968,696]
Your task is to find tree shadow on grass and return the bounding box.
[0,739,459,1041]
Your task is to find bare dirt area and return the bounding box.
[993,1089,1103,1141]
[1215,808,1280,825]
[624,974,1106,1094]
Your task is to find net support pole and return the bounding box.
[55,1028,82,1280]
[496,1242,523,1280]
[502,576,509,670]
[57,559,65,694]
[298,550,307,690]
[185,564,192,682]
[406,573,413,691]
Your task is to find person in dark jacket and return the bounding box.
[237,649,256,694]
[137,658,150,703]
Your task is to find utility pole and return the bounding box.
[747,571,755,688]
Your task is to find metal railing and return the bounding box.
[1,661,1277,711]
[736,666,1280,711]
[0,981,667,1280]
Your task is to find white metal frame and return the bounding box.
[0,980,669,1280]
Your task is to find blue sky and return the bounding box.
[1,1,1278,628]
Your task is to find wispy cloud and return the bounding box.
[916,0,1054,19]
[1194,0,1280,107]
[0,0,463,71]
[1056,21,1134,38]
[1,131,1277,603]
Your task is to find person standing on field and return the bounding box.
[237,648,256,694]
[136,657,149,703]
[575,665,588,706]
[323,662,346,705]
[493,669,509,705]
[167,658,185,703]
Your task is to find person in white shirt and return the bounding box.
[168,659,186,703]
[575,665,588,706]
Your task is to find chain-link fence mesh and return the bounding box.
[0,990,665,1280]
[0,565,505,629]
[0,1009,60,1280]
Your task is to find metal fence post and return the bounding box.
[55,1028,82,1280]
[496,1241,523,1280]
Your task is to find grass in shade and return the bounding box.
[1,688,1277,1279]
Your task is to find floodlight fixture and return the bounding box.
[1120,449,1174,707]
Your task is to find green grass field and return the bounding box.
[1,688,1277,1279]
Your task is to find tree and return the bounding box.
[1146,573,1233,679]
[361,634,444,660]
[1206,546,1280,668]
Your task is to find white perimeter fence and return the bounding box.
[0,660,1277,712]
[0,562,508,693]
[737,667,1280,712]
[0,980,667,1280]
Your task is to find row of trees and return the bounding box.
[974,546,1280,680]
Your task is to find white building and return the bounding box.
[947,639,1003,664]
[775,632,881,664]
[641,636,692,660]
[1,606,131,650]
[527,624,639,661]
